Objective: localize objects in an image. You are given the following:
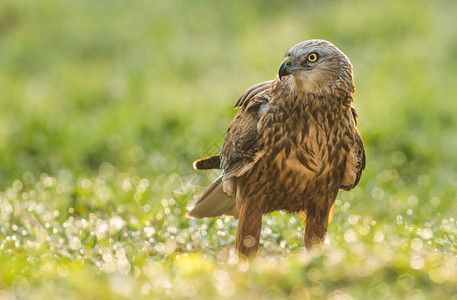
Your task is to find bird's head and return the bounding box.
[278,39,354,96]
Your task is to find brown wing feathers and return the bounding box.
[193,81,273,172]
[188,81,273,219]
[340,108,366,191]
[235,80,273,108]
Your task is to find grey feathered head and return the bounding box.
[278,39,354,95]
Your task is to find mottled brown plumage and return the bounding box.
[188,39,366,258]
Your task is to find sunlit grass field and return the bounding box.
[1,0,457,298]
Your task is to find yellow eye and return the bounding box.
[308,53,318,62]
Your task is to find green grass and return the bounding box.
[1,0,457,298]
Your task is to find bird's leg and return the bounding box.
[303,205,330,250]
[235,202,263,258]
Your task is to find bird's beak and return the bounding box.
[278,61,292,80]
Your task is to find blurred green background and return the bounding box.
[1,0,457,298]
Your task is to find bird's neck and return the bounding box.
[273,77,353,110]
[272,80,353,115]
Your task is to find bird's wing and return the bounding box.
[340,107,366,191]
[221,80,274,180]
[234,80,273,108]
[191,80,273,173]
[187,81,273,219]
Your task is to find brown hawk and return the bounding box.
[187,39,365,258]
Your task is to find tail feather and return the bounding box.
[187,176,238,219]
[193,155,221,170]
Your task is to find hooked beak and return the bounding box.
[278,61,292,80]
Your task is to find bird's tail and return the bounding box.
[186,176,239,219]
[193,155,221,170]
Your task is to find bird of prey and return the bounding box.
[187,39,365,258]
